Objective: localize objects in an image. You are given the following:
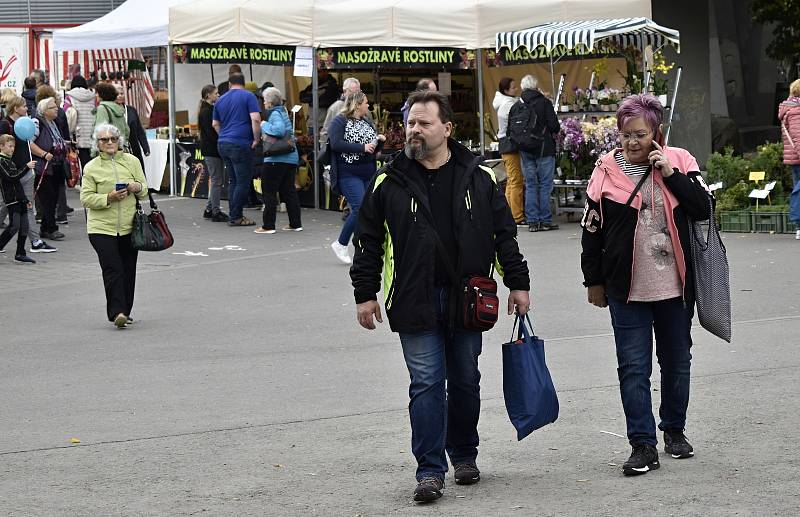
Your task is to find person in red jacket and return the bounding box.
[581,94,712,477]
[778,79,800,239]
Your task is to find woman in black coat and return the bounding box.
[114,84,150,171]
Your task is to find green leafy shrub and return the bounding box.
[707,147,751,189]
[748,141,790,194]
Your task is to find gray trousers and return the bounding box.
[19,170,41,244]
[204,156,224,214]
[0,199,6,224]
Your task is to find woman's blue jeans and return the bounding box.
[399,288,483,481]
[607,296,694,446]
[790,164,800,225]
[337,173,372,246]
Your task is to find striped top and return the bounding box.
[615,152,650,177]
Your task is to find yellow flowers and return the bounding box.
[652,51,675,76]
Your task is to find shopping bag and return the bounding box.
[502,314,559,440]
[689,197,732,342]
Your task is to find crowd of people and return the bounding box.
[2,66,749,503]
[0,67,149,264]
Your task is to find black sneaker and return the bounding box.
[622,444,660,476]
[30,241,57,253]
[211,211,229,222]
[516,220,528,227]
[56,218,69,225]
[528,222,540,232]
[14,254,36,264]
[663,429,694,459]
[453,463,480,485]
[539,222,560,231]
[203,208,213,219]
[66,206,75,214]
[413,476,444,503]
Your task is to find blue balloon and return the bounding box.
[13,116,36,142]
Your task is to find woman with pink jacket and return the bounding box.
[778,79,800,239]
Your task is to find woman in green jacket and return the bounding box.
[93,82,130,147]
[80,123,147,328]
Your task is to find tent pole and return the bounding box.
[477,49,485,155]
[312,56,319,210]
[210,64,215,85]
[550,52,556,103]
[664,66,682,146]
[167,43,177,197]
[249,62,254,82]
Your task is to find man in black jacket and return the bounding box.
[351,91,530,503]
[512,74,561,232]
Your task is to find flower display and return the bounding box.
[556,116,620,179]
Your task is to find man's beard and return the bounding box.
[404,136,428,160]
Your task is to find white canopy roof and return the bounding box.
[169,0,651,49]
[53,0,196,51]
[496,17,681,53]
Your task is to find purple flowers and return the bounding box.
[557,116,620,178]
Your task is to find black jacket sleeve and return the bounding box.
[130,107,150,154]
[351,175,387,304]
[544,98,560,135]
[663,170,711,221]
[580,172,605,287]
[486,171,530,291]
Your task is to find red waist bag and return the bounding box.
[463,276,499,331]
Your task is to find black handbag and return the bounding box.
[131,191,174,252]
[262,132,295,157]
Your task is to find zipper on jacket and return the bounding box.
[465,189,473,220]
[112,155,121,236]
[410,197,417,222]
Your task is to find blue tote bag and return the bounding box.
[502,314,559,440]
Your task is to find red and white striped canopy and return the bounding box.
[34,36,155,121]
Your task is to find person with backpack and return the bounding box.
[492,77,524,224]
[507,74,561,232]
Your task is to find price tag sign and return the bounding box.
[749,171,765,182]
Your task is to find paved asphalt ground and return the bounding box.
[1,189,799,516]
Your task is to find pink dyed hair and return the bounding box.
[616,94,664,139]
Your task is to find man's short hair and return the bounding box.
[228,64,242,75]
[342,77,360,92]
[520,74,538,91]
[406,91,453,124]
[229,73,245,87]
[415,78,435,92]
[23,76,36,90]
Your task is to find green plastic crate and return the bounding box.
[720,211,752,233]
[782,213,797,234]
[752,212,783,233]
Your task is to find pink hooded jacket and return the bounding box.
[778,97,800,165]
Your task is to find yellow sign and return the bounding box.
[749,171,765,181]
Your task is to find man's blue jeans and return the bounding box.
[218,143,253,221]
[607,296,694,446]
[790,164,800,225]
[519,152,555,223]
[399,288,483,481]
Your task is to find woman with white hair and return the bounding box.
[255,86,303,234]
[32,96,68,240]
[80,123,148,328]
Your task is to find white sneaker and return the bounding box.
[331,241,352,264]
[795,229,800,240]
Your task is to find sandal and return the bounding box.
[228,217,256,226]
[254,227,276,234]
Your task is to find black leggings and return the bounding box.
[89,233,139,321]
[0,205,29,256]
[35,172,61,234]
[261,162,302,230]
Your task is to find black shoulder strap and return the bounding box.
[624,167,652,208]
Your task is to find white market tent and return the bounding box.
[52,0,196,51]
[168,0,652,48]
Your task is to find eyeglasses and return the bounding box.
[98,137,119,143]
[620,131,651,143]
[46,106,58,110]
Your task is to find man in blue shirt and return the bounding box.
[212,73,261,226]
